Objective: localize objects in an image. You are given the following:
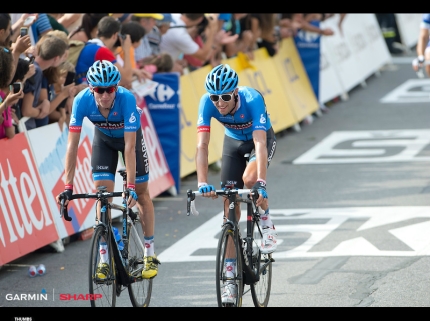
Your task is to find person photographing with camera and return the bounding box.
[74,16,134,88]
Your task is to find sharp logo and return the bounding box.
[147,83,175,102]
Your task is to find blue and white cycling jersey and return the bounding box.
[69,86,140,137]
[197,86,271,141]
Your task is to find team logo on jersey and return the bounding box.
[197,114,204,125]
[129,112,136,123]
[240,114,244,119]
[70,113,76,124]
[260,114,266,124]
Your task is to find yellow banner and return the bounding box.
[272,38,319,121]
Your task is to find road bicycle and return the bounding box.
[186,187,274,307]
[59,169,152,307]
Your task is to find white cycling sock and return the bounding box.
[259,207,273,228]
[225,258,236,279]
[144,236,154,257]
[99,242,108,263]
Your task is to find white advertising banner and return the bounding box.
[395,14,422,49]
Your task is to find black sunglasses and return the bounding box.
[209,92,235,102]
[92,86,117,94]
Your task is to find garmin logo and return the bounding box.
[6,293,48,301]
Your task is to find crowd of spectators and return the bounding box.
[0,13,344,140]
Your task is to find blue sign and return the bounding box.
[144,73,181,194]
[294,20,321,100]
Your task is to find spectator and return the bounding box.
[47,14,69,35]
[11,13,53,46]
[116,20,152,82]
[131,13,164,65]
[74,16,133,88]
[68,14,108,43]
[249,14,279,57]
[278,13,303,39]
[222,13,255,59]
[0,47,26,139]
[46,60,77,130]
[9,13,38,44]
[16,33,68,131]
[0,14,32,85]
[58,14,84,34]
[160,14,238,74]
[147,13,174,56]
[110,14,132,24]
[144,52,174,73]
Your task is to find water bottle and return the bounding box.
[112,227,124,251]
[37,264,46,276]
[28,265,37,277]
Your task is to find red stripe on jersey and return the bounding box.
[69,126,82,133]
[197,126,210,133]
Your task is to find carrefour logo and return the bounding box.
[147,83,175,102]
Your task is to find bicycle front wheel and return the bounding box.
[89,225,117,307]
[216,224,243,307]
[250,221,272,307]
[127,217,152,307]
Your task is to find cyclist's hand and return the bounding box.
[412,55,425,71]
[251,179,268,208]
[126,188,138,208]
[198,183,217,199]
[56,189,73,206]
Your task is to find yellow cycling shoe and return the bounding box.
[141,255,161,279]
[96,263,109,280]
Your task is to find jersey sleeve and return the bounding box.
[68,89,87,133]
[421,14,430,29]
[123,91,140,132]
[197,94,213,133]
[247,89,268,131]
[94,46,117,64]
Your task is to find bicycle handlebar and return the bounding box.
[186,188,257,216]
[59,191,124,222]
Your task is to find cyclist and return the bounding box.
[412,14,430,77]
[195,63,277,303]
[55,60,160,280]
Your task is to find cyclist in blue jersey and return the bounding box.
[56,60,160,280]
[195,64,277,303]
[412,14,430,77]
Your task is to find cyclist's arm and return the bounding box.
[124,131,137,186]
[196,131,210,185]
[64,131,80,186]
[252,129,268,181]
[417,28,429,58]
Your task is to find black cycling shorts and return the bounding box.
[220,127,276,189]
[91,128,149,183]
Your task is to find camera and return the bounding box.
[114,33,126,48]
[11,82,22,94]
[24,55,35,64]
[20,27,28,37]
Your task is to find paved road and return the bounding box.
[1,52,430,312]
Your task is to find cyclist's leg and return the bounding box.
[91,129,120,273]
[425,44,430,77]
[242,127,277,253]
[132,129,159,278]
[220,135,253,288]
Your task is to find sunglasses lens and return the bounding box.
[209,95,220,102]
[221,94,232,101]
[94,86,116,94]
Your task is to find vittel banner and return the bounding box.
[0,132,59,265]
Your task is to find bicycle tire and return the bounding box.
[216,224,243,307]
[88,226,116,307]
[88,225,117,307]
[127,218,152,307]
[250,221,272,307]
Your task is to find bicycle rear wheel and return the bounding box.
[250,221,272,307]
[216,224,243,307]
[127,217,152,307]
[89,225,117,307]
